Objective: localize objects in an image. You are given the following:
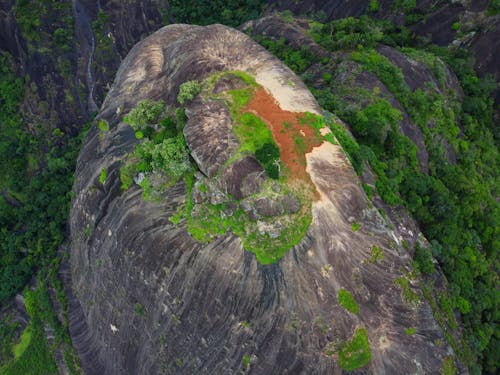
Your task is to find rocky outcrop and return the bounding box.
[265,0,499,106]
[70,23,458,374]
[0,0,166,132]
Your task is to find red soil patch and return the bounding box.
[243,88,323,185]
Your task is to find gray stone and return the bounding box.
[282,194,301,214]
[254,197,284,217]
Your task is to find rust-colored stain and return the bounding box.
[243,88,323,194]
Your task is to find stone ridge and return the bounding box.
[70,24,457,374]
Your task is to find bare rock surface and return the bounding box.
[70,23,457,374]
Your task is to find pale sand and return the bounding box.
[254,68,322,114]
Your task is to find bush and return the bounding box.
[123,100,165,131]
[338,288,359,314]
[177,80,202,105]
[368,0,379,12]
[99,168,107,184]
[97,119,109,132]
[255,142,280,179]
[149,136,191,179]
[413,243,434,275]
[338,328,371,370]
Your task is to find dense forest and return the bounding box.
[0,0,498,374]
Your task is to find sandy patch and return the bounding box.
[254,68,321,114]
[320,127,332,136]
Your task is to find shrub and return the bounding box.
[97,119,109,132]
[149,136,191,179]
[413,243,434,275]
[338,288,359,314]
[405,327,416,335]
[120,161,136,190]
[370,245,383,263]
[255,142,280,179]
[338,328,371,370]
[488,0,500,15]
[99,168,107,184]
[368,0,379,12]
[123,100,165,131]
[177,80,202,104]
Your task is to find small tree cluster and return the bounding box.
[124,100,165,132]
[177,80,202,105]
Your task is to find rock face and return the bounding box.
[70,24,457,374]
[0,0,166,131]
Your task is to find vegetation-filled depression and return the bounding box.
[119,71,335,264]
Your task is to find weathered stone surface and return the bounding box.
[221,156,265,200]
[184,98,239,178]
[254,197,284,217]
[213,74,247,93]
[282,194,301,214]
[70,23,457,375]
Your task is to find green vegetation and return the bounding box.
[256,17,499,372]
[351,222,361,232]
[255,142,280,179]
[120,101,191,200]
[338,328,371,371]
[413,243,434,275]
[0,53,88,307]
[369,246,383,263]
[254,36,316,74]
[233,113,275,155]
[99,168,107,184]
[156,72,315,264]
[404,327,416,336]
[393,0,416,13]
[441,356,457,375]
[166,0,266,27]
[242,354,250,369]
[487,0,500,15]
[11,326,31,359]
[124,100,165,132]
[97,119,109,132]
[134,303,145,316]
[338,289,359,314]
[368,0,379,12]
[177,81,202,105]
[394,276,420,305]
[1,281,80,374]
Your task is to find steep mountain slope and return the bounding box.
[244,14,499,373]
[266,0,500,107]
[69,23,457,374]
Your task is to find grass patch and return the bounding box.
[12,326,32,359]
[394,276,420,305]
[338,328,371,371]
[404,327,416,335]
[233,112,275,155]
[351,222,361,232]
[184,176,312,264]
[1,286,59,375]
[97,119,109,132]
[441,356,457,375]
[99,168,107,184]
[370,245,383,263]
[338,288,359,314]
[242,354,251,369]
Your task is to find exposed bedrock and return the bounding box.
[70,24,457,374]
